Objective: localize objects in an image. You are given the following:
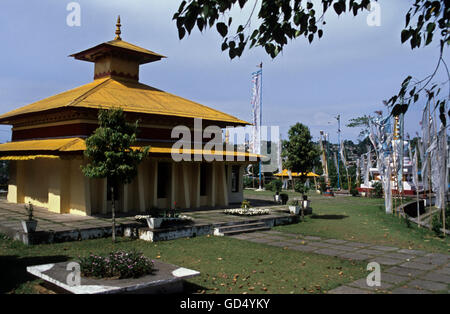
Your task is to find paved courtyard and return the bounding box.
[230,230,450,294]
[0,199,289,233]
[0,199,137,234]
[0,198,290,243]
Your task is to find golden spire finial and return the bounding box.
[114,15,122,40]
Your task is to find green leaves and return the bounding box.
[439,100,447,127]
[172,0,344,59]
[333,0,346,15]
[172,1,449,127]
[400,0,447,50]
[318,29,323,38]
[216,22,228,37]
[178,27,186,40]
[282,123,319,176]
[173,0,448,63]
[82,109,149,185]
[401,29,412,43]
[391,104,409,116]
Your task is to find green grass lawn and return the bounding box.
[245,190,450,253]
[0,234,367,294]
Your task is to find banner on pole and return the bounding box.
[250,69,262,155]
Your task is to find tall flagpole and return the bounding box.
[251,63,263,191]
[336,114,341,191]
[259,62,263,190]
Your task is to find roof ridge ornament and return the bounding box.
[114,15,122,40]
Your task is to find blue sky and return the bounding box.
[0,0,448,144]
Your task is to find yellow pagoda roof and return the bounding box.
[70,39,166,64]
[0,138,86,153]
[70,16,166,64]
[274,169,319,177]
[0,77,250,125]
[0,137,260,159]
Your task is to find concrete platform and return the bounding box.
[126,209,299,242]
[0,198,298,244]
[27,260,200,294]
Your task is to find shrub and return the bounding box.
[431,207,450,236]
[24,202,34,221]
[79,250,154,279]
[294,181,310,195]
[287,199,299,206]
[243,176,253,188]
[241,200,251,209]
[432,213,442,235]
[319,181,327,192]
[372,182,383,198]
[268,180,282,193]
[350,187,359,197]
[404,214,412,228]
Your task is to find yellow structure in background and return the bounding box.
[274,169,319,178]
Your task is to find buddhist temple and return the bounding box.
[0,17,258,216]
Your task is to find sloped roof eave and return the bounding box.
[0,78,251,126]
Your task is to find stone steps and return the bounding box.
[214,222,270,236]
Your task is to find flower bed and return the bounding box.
[79,250,154,279]
[223,208,270,216]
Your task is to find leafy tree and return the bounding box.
[346,115,373,139]
[82,109,149,242]
[282,123,319,219]
[267,179,283,193]
[173,0,449,124]
[372,181,383,198]
[283,123,319,175]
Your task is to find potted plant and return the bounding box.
[274,191,280,203]
[302,194,311,209]
[241,200,251,210]
[21,202,37,233]
[287,199,300,215]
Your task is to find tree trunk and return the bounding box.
[111,185,116,243]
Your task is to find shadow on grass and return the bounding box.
[0,255,69,294]
[183,281,210,294]
[311,214,349,220]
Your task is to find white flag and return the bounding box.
[250,70,261,154]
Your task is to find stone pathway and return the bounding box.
[0,198,289,235]
[230,230,450,294]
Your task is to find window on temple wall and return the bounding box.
[231,165,240,193]
[157,162,170,199]
[200,163,208,196]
